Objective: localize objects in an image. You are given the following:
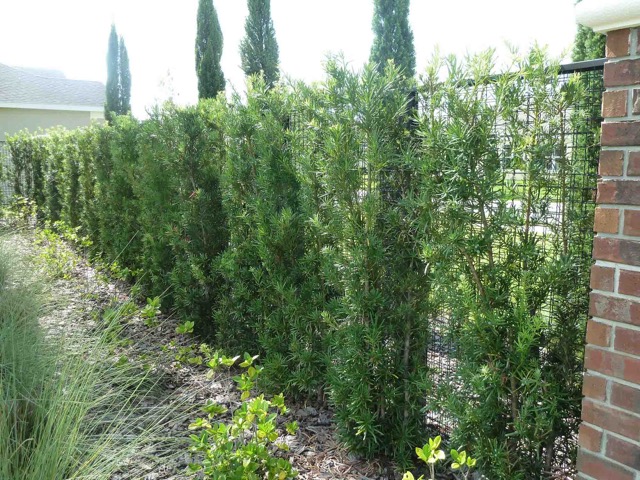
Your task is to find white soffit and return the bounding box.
[576,0,640,33]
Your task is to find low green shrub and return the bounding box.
[188,353,299,479]
[403,436,477,480]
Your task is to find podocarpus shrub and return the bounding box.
[6,48,596,476]
[135,101,227,328]
[76,125,104,241]
[417,48,590,479]
[215,78,328,398]
[97,116,143,273]
[7,131,47,208]
[290,61,434,464]
[42,128,70,224]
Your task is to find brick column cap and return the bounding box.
[577,0,640,33]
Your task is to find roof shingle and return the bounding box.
[0,63,104,108]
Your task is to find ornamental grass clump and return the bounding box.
[0,232,174,479]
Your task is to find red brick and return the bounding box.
[597,180,640,205]
[582,398,640,441]
[611,381,640,414]
[579,423,603,452]
[590,292,640,326]
[601,122,640,146]
[586,319,612,347]
[594,207,620,233]
[606,435,640,471]
[599,150,625,176]
[615,327,640,356]
[577,449,635,480]
[629,151,640,176]
[585,346,640,384]
[605,59,640,88]
[634,90,640,115]
[623,209,640,236]
[591,265,615,292]
[583,373,608,401]
[606,29,631,58]
[593,237,640,268]
[603,90,628,118]
[619,269,640,296]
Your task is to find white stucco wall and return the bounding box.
[0,107,104,141]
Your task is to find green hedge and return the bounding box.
[6,49,596,476]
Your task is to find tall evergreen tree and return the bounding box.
[370,0,415,77]
[195,0,225,99]
[240,0,279,88]
[105,24,131,122]
[573,24,606,61]
[573,0,605,61]
[105,25,120,123]
[119,37,131,115]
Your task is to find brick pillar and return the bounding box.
[577,27,640,480]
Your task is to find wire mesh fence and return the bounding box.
[288,61,603,459]
[419,61,603,477]
[0,142,15,203]
[290,58,604,476]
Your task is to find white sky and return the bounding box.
[0,0,580,117]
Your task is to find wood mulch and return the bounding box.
[12,225,406,480]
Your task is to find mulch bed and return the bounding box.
[15,226,406,480]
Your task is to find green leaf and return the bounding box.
[239,352,253,367]
[285,421,298,435]
[416,446,428,463]
[176,320,195,334]
[202,402,227,416]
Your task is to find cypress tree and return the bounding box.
[240,0,279,88]
[573,24,605,61]
[370,0,415,77]
[105,24,131,122]
[105,25,120,123]
[573,0,605,61]
[119,37,131,115]
[195,0,225,99]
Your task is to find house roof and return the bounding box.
[0,63,104,110]
[13,67,66,79]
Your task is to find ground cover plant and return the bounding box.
[188,353,299,479]
[6,46,598,478]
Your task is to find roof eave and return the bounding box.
[0,102,103,113]
[576,0,640,33]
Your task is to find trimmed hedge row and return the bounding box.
[7,51,595,476]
